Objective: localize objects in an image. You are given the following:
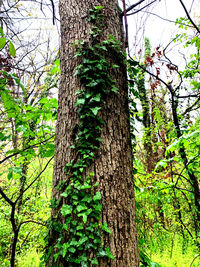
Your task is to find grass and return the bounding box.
[17,249,42,267]
[150,236,200,267]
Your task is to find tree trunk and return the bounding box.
[47,0,139,266]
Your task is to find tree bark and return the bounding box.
[48,0,139,266]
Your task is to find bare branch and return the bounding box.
[121,0,146,16]
[178,0,200,34]
[19,220,46,228]
[127,0,157,16]
[0,187,14,206]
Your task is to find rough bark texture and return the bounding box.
[49,0,139,266]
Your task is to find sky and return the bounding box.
[2,0,199,84]
[125,0,199,52]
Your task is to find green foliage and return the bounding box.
[0,26,16,56]
[0,26,58,266]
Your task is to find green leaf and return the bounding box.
[77,204,87,212]
[0,37,6,49]
[77,224,84,230]
[81,194,92,203]
[61,205,73,216]
[7,169,13,180]
[80,182,91,190]
[93,192,101,201]
[91,258,98,265]
[92,94,101,102]
[90,107,101,116]
[101,222,112,234]
[105,247,115,259]
[68,247,76,253]
[75,98,85,106]
[0,27,4,36]
[62,243,70,257]
[79,213,87,223]
[9,41,16,57]
[53,253,60,261]
[111,86,118,93]
[77,236,88,246]
[81,262,88,267]
[39,143,55,158]
[155,160,168,170]
[94,6,104,10]
[97,248,106,257]
[61,190,70,198]
[39,97,49,104]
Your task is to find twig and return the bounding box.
[127,0,157,16]
[0,135,54,164]
[179,0,200,34]
[15,156,54,203]
[121,0,146,16]
[190,254,200,267]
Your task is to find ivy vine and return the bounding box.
[44,6,124,267]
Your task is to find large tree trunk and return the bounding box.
[48,0,139,266]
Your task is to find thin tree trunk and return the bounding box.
[171,92,200,235]
[48,0,139,266]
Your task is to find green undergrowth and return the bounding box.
[0,158,53,266]
[17,248,42,267]
[13,236,200,267]
[149,235,200,267]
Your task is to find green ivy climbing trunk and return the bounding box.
[47,1,139,266]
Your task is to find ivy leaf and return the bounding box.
[75,98,85,106]
[90,107,101,116]
[78,213,87,224]
[91,258,98,265]
[111,86,118,93]
[94,6,104,10]
[78,209,92,223]
[62,243,70,257]
[93,192,101,201]
[92,94,101,102]
[68,247,76,253]
[80,182,91,190]
[61,205,73,216]
[97,248,106,257]
[53,253,60,261]
[77,236,88,246]
[77,224,84,230]
[90,171,95,177]
[77,204,87,212]
[105,247,115,259]
[0,37,6,49]
[81,194,92,203]
[61,190,70,198]
[81,262,88,267]
[101,222,112,234]
[9,41,16,57]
